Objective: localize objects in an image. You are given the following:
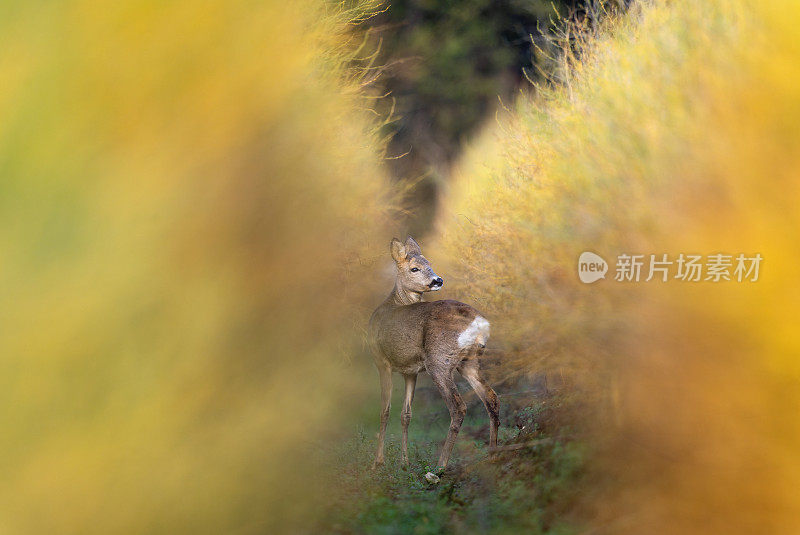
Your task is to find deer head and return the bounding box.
[390,236,443,294]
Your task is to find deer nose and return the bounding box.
[430,277,443,288]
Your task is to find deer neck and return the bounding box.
[389,281,423,306]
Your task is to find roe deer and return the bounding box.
[368,236,499,470]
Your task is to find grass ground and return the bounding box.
[318,371,587,534]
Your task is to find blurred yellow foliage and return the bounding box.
[0,1,391,533]
[437,0,800,532]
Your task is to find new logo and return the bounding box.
[578,252,608,283]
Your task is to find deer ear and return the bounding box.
[404,236,422,255]
[390,238,406,263]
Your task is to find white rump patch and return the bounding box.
[457,316,490,348]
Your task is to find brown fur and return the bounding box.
[368,236,500,469]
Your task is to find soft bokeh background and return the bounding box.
[4,0,800,533]
[0,1,394,532]
[437,0,800,532]
[361,0,629,233]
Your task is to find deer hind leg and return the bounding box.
[429,369,466,470]
[373,363,393,468]
[459,352,500,448]
[400,373,417,465]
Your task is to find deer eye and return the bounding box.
[410,267,420,272]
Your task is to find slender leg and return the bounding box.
[459,356,500,448]
[373,364,393,468]
[400,373,417,465]
[429,370,466,469]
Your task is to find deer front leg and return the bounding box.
[373,363,393,469]
[430,370,466,470]
[400,373,417,465]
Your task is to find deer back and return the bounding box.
[370,299,487,374]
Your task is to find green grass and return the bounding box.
[318,375,587,534]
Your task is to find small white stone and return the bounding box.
[424,471,440,484]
